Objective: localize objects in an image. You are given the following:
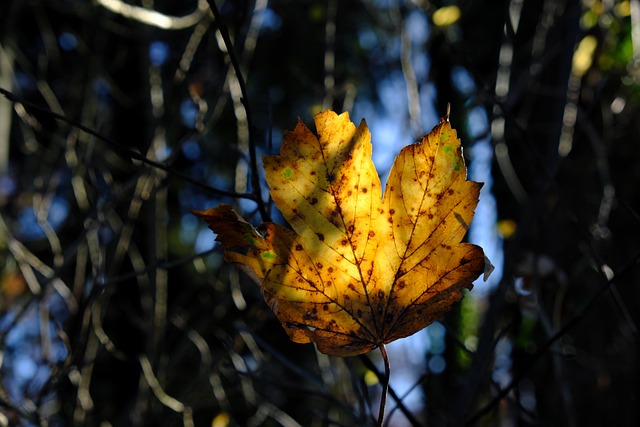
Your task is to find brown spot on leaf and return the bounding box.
[368,230,375,238]
[316,233,325,241]
[362,187,368,193]
[378,290,384,299]
[310,197,318,205]
[316,262,323,269]
[295,244,303,251]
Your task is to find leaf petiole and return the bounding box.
[377,343,391,427]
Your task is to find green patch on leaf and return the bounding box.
[443,144,462,172]
[282,168,294,180]
[243,233,257,246]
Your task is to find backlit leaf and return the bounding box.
[193,110,490,356]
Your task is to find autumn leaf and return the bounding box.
[193,110,490,357]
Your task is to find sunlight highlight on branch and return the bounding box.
[96,0,210,30]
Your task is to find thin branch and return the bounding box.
[205,1,269,222]
[466,251,640,425]
[139,355,186,413]
[323,0,337,110]
[392,5,421,137]
[629,0,640,69]
[103,247,217,285]
[0,88,251,200]
[95,0,210,30]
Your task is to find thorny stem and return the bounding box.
[377,344,390,427]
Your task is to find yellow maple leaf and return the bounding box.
[193,110,490,357]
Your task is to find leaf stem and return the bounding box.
[377,344,391,427]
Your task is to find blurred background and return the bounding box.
[0,0,638,426]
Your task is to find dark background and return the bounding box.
[0,0,638,426]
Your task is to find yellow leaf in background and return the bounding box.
[364,369,379,387]
[572,35,598,77]
[432,6,461,27]
[614,1,631,17]
[193,110,490,357]
[497,219,517,239]
[211,412,230,427]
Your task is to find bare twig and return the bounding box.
[0,88,250,200]
[205,1,269,222]
[96,0,210,30]
[323,0,337,110]
[139,355,187,413]
[466,252,640,425]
